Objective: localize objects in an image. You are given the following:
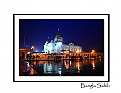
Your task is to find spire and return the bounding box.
[56,28,62,37]
[54,28,63,42]
[57,28,60,35]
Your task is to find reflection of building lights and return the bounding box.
[92,61,95,70]
[76,62,80,70]
[58,68,61,75]
[78,63,80,70]
[70,61,71,65]
[66,64,69,69]
[44,63,47,73]
[30,65,34,75]
[26,62,30,72]
[33,61,36,65]
[64,62,66,66]
[47,64,52,73]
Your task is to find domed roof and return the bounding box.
[55,32,62,38]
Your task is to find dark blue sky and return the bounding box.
[19,19,104,52]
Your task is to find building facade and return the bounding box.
[43,31,82,54]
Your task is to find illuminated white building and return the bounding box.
[43,29,82,54]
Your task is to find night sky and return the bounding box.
[19,19,104,52]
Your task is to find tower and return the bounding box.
[54,29,63,42]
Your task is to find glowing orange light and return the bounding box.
[76,62,80,70]
[91,50,95,53]
[66,50,69,54]
[78,63,80,70]
[66,64,69,69]
[92,61,95,70]
[76,49,80,53]
[31,46,34,50]
[30,65,34,75]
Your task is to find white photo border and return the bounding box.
[13,14,110,82]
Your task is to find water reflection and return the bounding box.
[30,65,34,75]
[92,61,95,70]
[70,61,71,66]
[21,59,104,76]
